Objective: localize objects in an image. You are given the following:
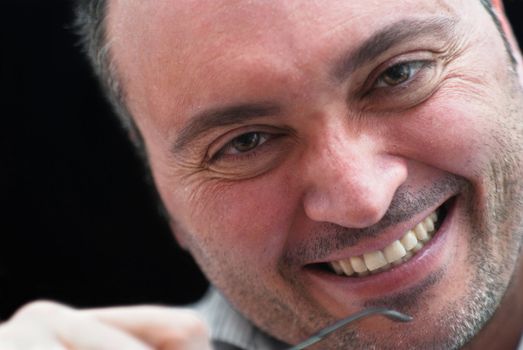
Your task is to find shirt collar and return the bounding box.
[193,287,289,350]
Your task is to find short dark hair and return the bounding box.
[74,0,507,157]
[75,0,145,159]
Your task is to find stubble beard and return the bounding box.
[181,67,523,350]
[196,112,523,350]
[299,79,523,350]
[308,87,523,350]
[281,188,519,350]
[247,90,523,350]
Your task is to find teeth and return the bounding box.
[349,256,368,274]
[414,223,430,242]
[412,242,424,253]
[331,261,344,275]
[423,217,435,232]
[400,230,418,251]
[363,251,388,271]
[328,210,439,277]
[339,260,354,276]
[383,240,407,263]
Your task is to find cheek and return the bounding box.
[388,94,501,180]
[157,168,298,266]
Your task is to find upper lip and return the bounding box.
[308,196,451,265]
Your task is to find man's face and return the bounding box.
[108,0,523,348]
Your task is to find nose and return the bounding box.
[302,132,407,229]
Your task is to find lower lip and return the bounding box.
[304,200,457,300]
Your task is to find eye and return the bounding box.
[228,132,265,154]
[374,61,426,88]
[359,55,442,111]
[204,128,290,179]
[218,131,269,156]
[207,126,287,164]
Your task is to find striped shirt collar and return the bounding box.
[193,288,289,350]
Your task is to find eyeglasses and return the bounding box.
[211,307,412,350]
[286,307,412,350]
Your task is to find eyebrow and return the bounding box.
[173,17,458,153]
[332,17,458,82]
[173,102,281,152]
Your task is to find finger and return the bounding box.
[9,301,153,350]
[0,319,68,350]
[84,306,212,350]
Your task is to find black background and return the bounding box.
[2,1,522,320]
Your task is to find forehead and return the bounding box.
[107,0,470,130]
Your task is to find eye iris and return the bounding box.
[382,64,411,86]
[232,132,260,152]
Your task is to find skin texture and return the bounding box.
[104,0,523,349]
[0,302,212,349]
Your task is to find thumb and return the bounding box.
[83,306,212,350]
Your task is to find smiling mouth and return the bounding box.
[315,200,451,277]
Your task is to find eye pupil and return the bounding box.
[382,64,411,86]
[232,132,260,152]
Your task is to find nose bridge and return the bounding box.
[302,129,407,228]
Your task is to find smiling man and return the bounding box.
[1,0,523,349]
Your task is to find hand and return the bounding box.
[0,301,212,349]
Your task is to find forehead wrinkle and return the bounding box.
[109,0,469,143]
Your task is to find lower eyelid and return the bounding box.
[203,135,291,179]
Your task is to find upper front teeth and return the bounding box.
[383,240,406,263]
[329,211,438,276]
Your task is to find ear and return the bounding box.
[490,0,523,85]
